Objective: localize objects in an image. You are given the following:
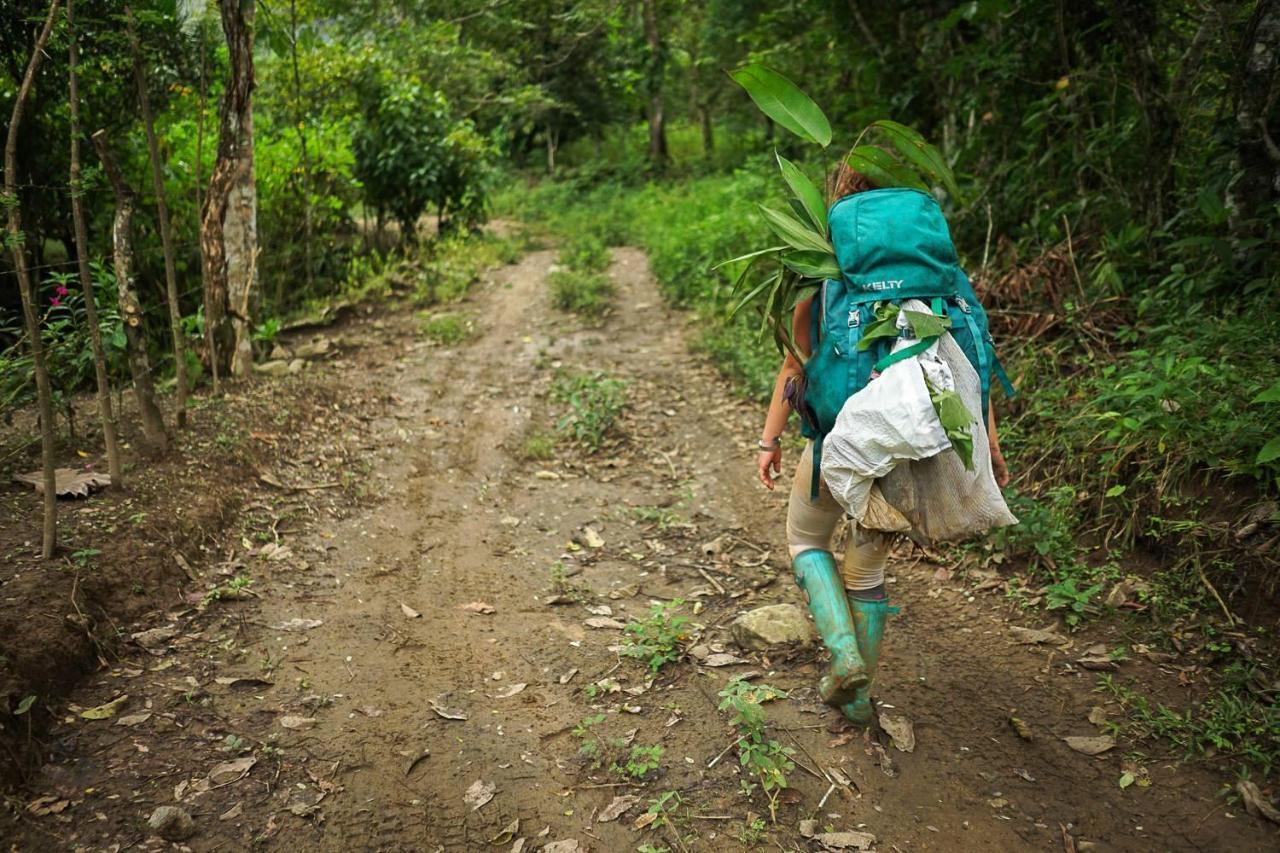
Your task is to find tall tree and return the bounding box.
[126,6,189,425]
[641,0,669,167]
[4,0,61,558]
[92,131,169,455]
[67,0,122,485]
[202,0,258,378]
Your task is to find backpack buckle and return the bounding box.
[848,309,860,327]
[956,297,972,314]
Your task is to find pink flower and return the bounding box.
[55,285,69,297]
[49,296,61,306]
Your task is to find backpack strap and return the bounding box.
[954,298,991,418]
[990,342,1015,398]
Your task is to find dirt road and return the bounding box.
[4,247,1273,851]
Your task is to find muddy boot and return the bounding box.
[839,597,896,725]
[792,549,868,705]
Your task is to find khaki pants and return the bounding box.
[786,442,890,591]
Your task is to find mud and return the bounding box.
[1,247,1274,851]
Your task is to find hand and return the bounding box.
[990,442,1010,488]
[757,447,782,490]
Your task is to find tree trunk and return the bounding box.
[289,0,314,296]
[202,0,258,379]
[195,14,217,393]
[545,120,558,174]
[1229,0,1280,247]
[4,0,61,559]
[92,130,169,455]
[126,6,188,426]
[642,0,668,168]
[67,0,122,485]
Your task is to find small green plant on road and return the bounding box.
[553,371,627,450]
[717,678,794,822]
[622,600,690,673]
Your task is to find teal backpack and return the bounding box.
[797,187,1014,499]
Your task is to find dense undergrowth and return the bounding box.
[496,138,1280,778]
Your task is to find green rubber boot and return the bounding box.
[839,597,896,725]
[792,549,868,706]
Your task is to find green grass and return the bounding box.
[1099,670,1280,778]
[418,312,472,345]
[548,268,615,319]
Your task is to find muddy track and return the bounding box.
[2,247,1273,851]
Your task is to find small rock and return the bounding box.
[148,805,195,841]
[813,830,876,850]
[730,604,812,650]
[1064,734,1116,755]
[294,338,332,358]
[254,359,291,376]
[799,818,818,837]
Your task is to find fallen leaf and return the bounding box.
[491,818,520,844]
[214,676,273,691]
[26,796,70,816]
[464,779,495,812]
[814,830,876,850]
[633,811,658,829]
[460,601,496,615]
[558,668,578,684]
[80,695,128,720]
[494,683,527,699]
[131,625,178,653]
[585,604,613,616]
[1076,655,1119,671]
[511,840,526,853]
[582,527,605,548]
[270,618,323,631]
[1008,715,1033,741]
[14,467,110,497]
[208,756,256,785]
[542,842,579,853]
[1237,780,1280,824]
[428,698,468,721]
[405,750,431,777]
[597,794,641,823]
[585,617,626,630]
[1063,735,1116,755]
[115,711,152,727]
[879,713,915,753]
[702,653,748,667]
[279,715,318,730]
[534,470,560,480]
[219,802,243,821]
[401,602,422,619]
[1118,771,1135,789]
[1009,626,1069,645]
[988,797,1008,809]
[1087,706,1109,726]
[799,818,818,838]
[608,584,640,600]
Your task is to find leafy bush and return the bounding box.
[353,80,495,240]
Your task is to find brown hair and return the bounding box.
[828,163,879,201]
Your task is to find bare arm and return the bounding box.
[757,297,813,490]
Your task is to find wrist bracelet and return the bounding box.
[758,439,781,451]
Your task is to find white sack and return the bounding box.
[821,300,1018,546]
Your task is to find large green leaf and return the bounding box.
[757,205,832,253]
[713,245,787,271]
[776,153,827,233]
[871,120,961,199]
[729,65,832,147]
[846,146,927,191]
[1258,436,1280,465]
[781,250,840,279]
